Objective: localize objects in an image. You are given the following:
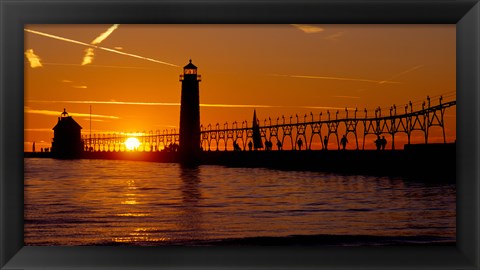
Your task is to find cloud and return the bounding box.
[81,47,95,65]
[24,49,43,68]
[91,24,119,45]
[81,118,104,122]
[331,95,361,99]
[291,24,324,34]
[325,32,344,41]
[24,28,179,67]
[24,128,54,132]
[272,74,399,84]
[82,24,120,65]
[61,79,87,89]
[25,107,119,119]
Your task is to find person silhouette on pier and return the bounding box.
[32,142,36,153]
[233,141,242,151]
[374,135,382,150]
[276,140,282,150]
[380,136,387,150]
[297,138,303,150]
[323,136,329,150]
[248,141,253,151]
[265,140,272,151]
[340,135,348,150]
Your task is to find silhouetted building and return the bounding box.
[51,109,83,158]
[179,60,201,164]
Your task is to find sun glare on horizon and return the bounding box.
[125,137,140,151]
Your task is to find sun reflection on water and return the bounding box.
[112,228,170,244]
[116,213,150,217]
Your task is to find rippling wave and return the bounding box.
[24,158,456,246]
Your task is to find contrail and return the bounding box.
[24,28,179,67]
[27,100,355,110]
[91,24,119,45]
[273,74,399,84]
[379,65,424,84]
[83,24,120,65]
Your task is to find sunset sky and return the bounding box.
[24,24,456,151]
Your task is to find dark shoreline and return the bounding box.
[69,234,455,247]
[24,143,455,182]
[199,234,455,247]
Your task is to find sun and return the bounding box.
[125,137,140,151]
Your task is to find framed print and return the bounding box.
[1,0,479,269]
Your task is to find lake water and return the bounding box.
[24,158,456,246]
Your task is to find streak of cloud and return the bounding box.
[332,95,361,99]
[44,62,157,70]
[378,65,424,84]
[24,49,43,68]
[272,74,399,84]
[81,118,104,122]
[91,24,119,45]
[60,79,87,89]
[25,107,119,119]
[24,128,54,132]
[27,100,355,111]
[291,24,324,34]
[24,28,179,67]
[28,100,181,106]
[325,32,344,41]
[82,48,95,65]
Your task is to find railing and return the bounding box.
[82,93,456,152]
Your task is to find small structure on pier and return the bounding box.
[252,109,264,150]
[51,109,83,158]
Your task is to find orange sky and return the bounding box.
[24,24,456,151]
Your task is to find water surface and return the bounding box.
[24,158,455,246]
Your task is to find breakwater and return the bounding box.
[24,143,455,181]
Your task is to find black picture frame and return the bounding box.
[1,0,479,269]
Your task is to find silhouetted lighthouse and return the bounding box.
[179,60,201,163]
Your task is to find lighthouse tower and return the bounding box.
[179,60,201,163]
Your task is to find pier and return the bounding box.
[25,143,455,181]
[25,61,456,181]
